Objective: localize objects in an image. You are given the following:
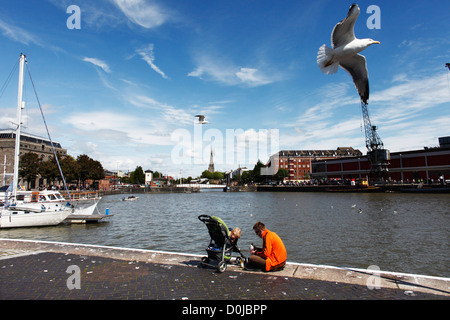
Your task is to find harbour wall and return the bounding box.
[91,183,449,196]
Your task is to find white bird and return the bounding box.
[317,3,380,104]
[195,114,209,124]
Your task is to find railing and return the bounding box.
[175,184,226,189]
[68,191,101,201]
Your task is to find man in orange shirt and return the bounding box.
[246,221,287,272]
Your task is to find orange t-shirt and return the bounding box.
[257,229,287,271]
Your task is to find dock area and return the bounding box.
[64,214,112,224]
[0,238,448,304]
[256,184,450,193]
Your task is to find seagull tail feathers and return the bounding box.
[317,44,339,75]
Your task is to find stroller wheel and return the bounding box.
[217,261,227,273]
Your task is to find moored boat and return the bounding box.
[0,54,73,228]
[122,195,139,201]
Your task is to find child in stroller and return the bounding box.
[198,215,246,273]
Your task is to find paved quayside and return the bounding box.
[0,238,448,300]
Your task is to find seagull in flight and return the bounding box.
[317,3,380,104]
[195,115,209,124]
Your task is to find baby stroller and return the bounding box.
[198,215,246,273]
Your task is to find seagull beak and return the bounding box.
[374,41,380,44]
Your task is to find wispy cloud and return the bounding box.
[82,57,112,73]
[369,73,449,128]
[111,0,169,29]
[290,82,354,127]
[187,54,236,85]
[63,109,175,159]
[136,44,168,79]
[0,18,39,45]
[127,94,191,126]
[188,54,277,87]
[0,18,63,53]
[236,68,272,87]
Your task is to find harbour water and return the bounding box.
[1,190,448,278]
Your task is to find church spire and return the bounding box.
[208,146,214,173]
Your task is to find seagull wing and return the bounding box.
[331,4,360,48]
[339,54,369,104]
[195,115,205,122]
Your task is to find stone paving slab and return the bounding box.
[1,251,446,301]
[0,238,448,302]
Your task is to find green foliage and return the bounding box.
[201,170,213,179]
[76,154,104,185]
[275,168,289,181]
[19,152,104,189]
[130,166,145,184]
[233,160,267,185]
[19,153,40,189]
[201,170,225,181]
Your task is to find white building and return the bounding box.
[145,170,153,185]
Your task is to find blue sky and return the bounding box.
[0,0,449,178]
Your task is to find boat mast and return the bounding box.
[2,155,6,187]
[12,53,26,201]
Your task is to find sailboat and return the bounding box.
[0,54,72,228]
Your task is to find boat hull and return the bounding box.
[0,209,70,228]
[69,203,98,216]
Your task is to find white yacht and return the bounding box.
[0,54,73,228]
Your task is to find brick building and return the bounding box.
[0,129,67,187]
[263,147,363,181]
[311,138,450,183]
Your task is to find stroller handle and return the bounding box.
[198,214,212,222]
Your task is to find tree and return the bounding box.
[153,171,162,178]
[40,155,81,188]
[76,154,91,186]
[90,159,105,181]
[274,168,289,181]
[59,155,77,183]
[200,170,224,182]
[39,156,59,186]
[213,171,224,180]
[76,154,104,188]
[121,176,131,184]
[130,166,145,184]
[19,153,40,189]
[231,173,241,184]
[251,160,266,183]
[241,171,251,184]
[201,170,213,180]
